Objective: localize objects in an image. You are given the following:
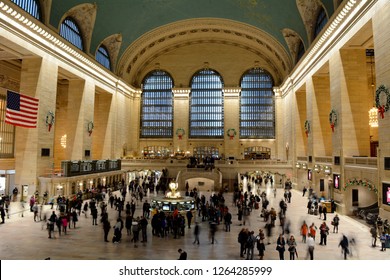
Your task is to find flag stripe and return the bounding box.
[5,90,39,128]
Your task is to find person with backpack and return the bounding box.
[246,231,257,260]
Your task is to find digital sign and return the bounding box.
[308,169,312,181]
[333,174,340,189]
[382,183,390,206]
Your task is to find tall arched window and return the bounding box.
[189,69,224,138]
[60,17,84,50]
[313,7,328,39]
[140,70,174,138]
[240,68,275,139]
[96,45,111,70]
[11,0,41,20]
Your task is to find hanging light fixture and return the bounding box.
[367,49,378,127]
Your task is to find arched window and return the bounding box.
[60,17,84,50]
[313,7,328,39]
[11,0,41,20]
[240,68,275,139]
[189,69,224,138]
[96,45,111,70]
[296,40,305,63]
[140,70,174,138]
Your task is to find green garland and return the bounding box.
[176,128,185,136]
[329,109,337,125]
[343,178,378,194]
[304,120,310,136]
[375,84,390,112]
[227,128,237,139]
[329,109,337,132]
[176,128,185,139]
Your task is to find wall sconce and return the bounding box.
[324,166,332,174]
[295,162,301,169]
[314,164,321,173]
[302,163,307,169]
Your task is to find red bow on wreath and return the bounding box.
[330,123,335,132]
[305,130,309,137]
[378,105,385,119]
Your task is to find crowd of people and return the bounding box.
[1,176,389,260]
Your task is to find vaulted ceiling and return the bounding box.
[45,0,338,86]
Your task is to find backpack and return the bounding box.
[246,236,254,248]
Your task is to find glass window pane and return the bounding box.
[11,0,41,20]
[189,69,224,138]
[240,68,275,139]
[96,46,111,70]
[60,17,84,50]
[140,70,174,138]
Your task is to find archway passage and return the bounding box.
[176,168,222,193]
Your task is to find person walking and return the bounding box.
[380,232,387,251]
[322,205,327,220]
[256,229,265,260]
[370,225,378,247]
[60,216,67,234]
[224,210,232,232]
[319,222,329,246]
[193,222,200,245]
[71,209,78,228]
[276,234,286,260]
[339,234,349,260]
[103,218,111,242]
[301,221,308,243]
[307,233,315,260]
[309,223,317,241]
[332,214,340,233]
[246,231,256,260]
[238,228,248,258]
[287,235,297,260]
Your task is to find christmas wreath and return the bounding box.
[304,120,310,137]
[226,128,237,140]
[375,84,390,119]
[87,121,94,136]
[45,111,55,132]
[176,128,185,140]
[329,109,337,132]
[343,178,378,194]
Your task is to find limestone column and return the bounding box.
[93,91,113,159]
[373,0,390,217]
[295,89,307,158]
[128,91,141,157]
[60,79,95,161]
[15,57,58,195]
[223,88,240,159]
[329,49,370,158]
[173,88,190,155]
[311,75,331,157]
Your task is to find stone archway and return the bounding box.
[176,169,222,193]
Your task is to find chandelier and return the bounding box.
[369,107,378,127]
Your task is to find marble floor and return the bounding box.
[0,186,389,260]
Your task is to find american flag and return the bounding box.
[5,90,39,128]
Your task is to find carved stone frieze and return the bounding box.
[282,28,304,64]
[296,0,323,43]
[0,75,19,91]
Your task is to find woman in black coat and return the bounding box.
[276,234,286,260]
